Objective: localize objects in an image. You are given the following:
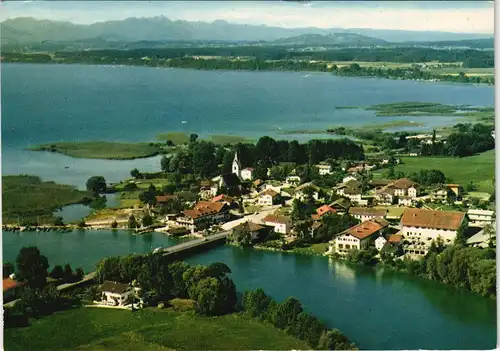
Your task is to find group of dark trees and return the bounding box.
[242,289,356,350]
[12,46,492,68]
[95,255,237,316]
[162,136,363,180]
[418,124,494,157]
[388,241,496,298]
[332,63,493,84]
[4,247,86,327]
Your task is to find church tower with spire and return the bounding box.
[232,151,241,177]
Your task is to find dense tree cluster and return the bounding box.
[162,137,363,180]
[347,238,496,298]
[11,46,493,68]
[4,247,85,327]
[95,255,237,316]
[332,64,494,84]
[242,289,356,350]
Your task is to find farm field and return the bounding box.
[372,150,495,193]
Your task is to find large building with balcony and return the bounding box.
[176,201,230,232]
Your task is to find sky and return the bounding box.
[0,1,495,33]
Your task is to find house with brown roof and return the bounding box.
[400,208,467,256]
[294,182,320,202]
[348,207,387,221]
[330,198,351,214]
[262,215,291,234]
[258,189,281,206]
[335,180,362,202]
[329,218,390,255]
[230,221,266,243]
[375,178,420,205]
[313,205,336,220]
[155,195,178,205]
[176,201,230,232]
[98,281,135,307]
[3,277,23,302]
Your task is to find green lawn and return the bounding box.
[30,141,161,160]
[2,175,92,224]
[4,308,309,351]
[291,243,330,256]
[374,150,495,193]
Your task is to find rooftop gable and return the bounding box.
[401,208,466,230]
[343,218,390,240]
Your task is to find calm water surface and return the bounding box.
[1,232,495,350]
[2,63,494,188]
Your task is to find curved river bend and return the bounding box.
[2,230,496,350]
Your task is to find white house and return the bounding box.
[400,208,467,256]
[375,236,388,251]
[99,281,135,307]
[329,218,389,255]
[342,175,359,183]
[262,215,291,235]
[467,209,494,227]
[316,163,332,176]
[375,178,420,204]
[398,196,413,206]
[348,207,387,222]
[294,182,320,201]
[285,175,301,187]
[240,168,254,181]
[258,189,281,206]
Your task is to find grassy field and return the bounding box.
[2,175,92,224]
[4,308,309,351]
[373,150,495,193]
[30,142,161,160]
[207,134,251,145]
[426,67,494,77]
[291,243,330,256]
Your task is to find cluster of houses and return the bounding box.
[155,151,495,257]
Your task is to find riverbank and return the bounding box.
[29,141,165,160]
[3,306,310,351]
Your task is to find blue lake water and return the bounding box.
[1,63,494,188]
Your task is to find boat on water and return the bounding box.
[181,121,187,124]
[152,246,163,254]
[303,74,311,78]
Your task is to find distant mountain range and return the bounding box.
[1,16,493,48]
[269,33,389,46]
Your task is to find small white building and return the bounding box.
[316,163,332,176]
[342,175,359,183]
[240,168,254,181]
[285,175,301,187]
[467,209,494,227]
[262,215,291,235]
[258,189,281,206]
[99,281,135,307]
[294,182,320,201]
[375,236,387,251]
[348,207,387,222]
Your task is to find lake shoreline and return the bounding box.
[3,60,494,85]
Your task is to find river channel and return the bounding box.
[2,230,496,350]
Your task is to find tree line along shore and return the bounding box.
[2,47,494,84]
